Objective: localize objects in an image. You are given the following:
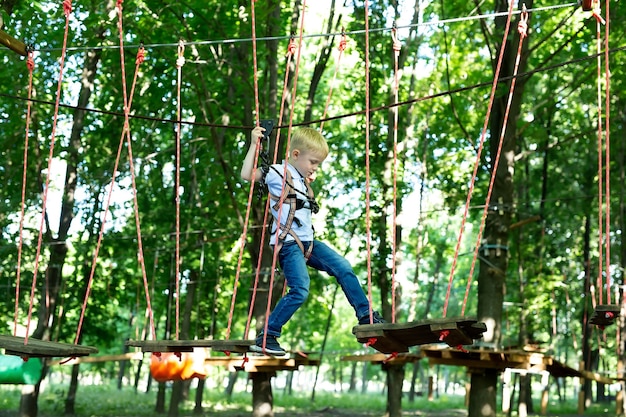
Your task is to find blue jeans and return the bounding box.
[265,240,372,337]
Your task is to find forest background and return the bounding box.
[0,0,625,416]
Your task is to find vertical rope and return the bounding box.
[74,23,150,343]
[363,0,374,324]
[442,0,516,318]
[460,6,529,317]
[174,40,185,340]
[14,51,35,337]
[227,0,263,341]
[25,0,73,345]
[260,1,307,352]
[244,38,297,338]
[320,31,347,133]
[602,0,611,304]
[390,26,402,324]
[594,3,604,306]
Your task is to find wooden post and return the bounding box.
[577,361,585,415]
[428,375,434,401]
[540,371,549,415]
[384,363,405,417]
[502,368,512,414]
[252,371,274,417]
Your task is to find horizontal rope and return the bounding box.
[33,3,578,53]
[2,44,623,131]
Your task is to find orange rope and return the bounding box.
[603,0,611,304]
[319,30,347,133]
[174,40,185,340]
[460,6,529,316]
[390,26,402,323]
[75,1,151,343]
[442,0,517,318]
[227,0,263,341]
[363,0,375,325]
[260,1,307,353]
[25,0,73,345]
[14,51,35,337]
[244,38,297,338]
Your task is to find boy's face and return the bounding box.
[290,149,326,181]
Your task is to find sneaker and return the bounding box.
[358,311,386,325]
[250,334,286,356]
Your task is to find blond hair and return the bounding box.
[290,127,329,158]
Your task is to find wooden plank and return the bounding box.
[204,354,320,373]
[50,352,143,366]
[341,352,423,364]
[352,317,487,354]
[126,339,254,353]
[0,335,98,358]
[0,29,27,56]
[589,304,620,327]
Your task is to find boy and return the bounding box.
[240,125,384,356]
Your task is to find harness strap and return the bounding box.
[269,168,314,260]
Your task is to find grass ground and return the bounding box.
[0,383,617,416]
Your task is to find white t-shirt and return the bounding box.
[265,161,314,245]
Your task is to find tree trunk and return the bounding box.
[384,363,405,417]
[252,372,274,417]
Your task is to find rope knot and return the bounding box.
[383,352,399,363]
[286,37,297,56]
[391,27,402,56]
[177,40,185,68]
[116,0,124,8]
[338,31,347,52]
[365,337,377,347]
[26,54,35,71]
[135,47,146,65]
[63,0,72,16]
[517,6,529,38]
[438,330,450,341]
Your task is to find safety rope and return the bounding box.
[460,6,529,316]
[244,37,297,339]
[390,26,402,323]
[74,1,153,343]
[319,30,347,133]
[14,51,35,337]
[602,0,611,305]
[258,0,308,353]
[24,0,73,345]
[363,0,375,325]
[174,40,185,340]
[442,0,517,318]
[226,0,263,341]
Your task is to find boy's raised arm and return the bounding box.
[240,126,266,182]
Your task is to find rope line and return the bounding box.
[390,25,402,324]
[34,3,577,54]
[24,0,73,346]
[602,0,611,305]
[364,0,374,324]
[260,0,308,353]
[14,51,35,337]
[227,0,263,342]
[461,5,530,316]
[2,45,623,132]
[594,3,604,306]
[174,40,185,340]
[442,0,516,318]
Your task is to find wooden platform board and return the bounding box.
[352,317,487,354]
[126,339,254,354]
[0,335,98,358]
[589,304,620,327]
[205,351,321,372]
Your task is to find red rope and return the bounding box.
[320,30,347,133]
[14,51,35,337]
[443,0,516,318]
[174,40,185,340]
[603,0,611,304]
[595,8,604,305]
[75,2,153,343]
[390,26,401,324]
[227,0,263,341]
[363,0,374,325]
[25,0,72,345]
[261,0,307,352]
[244,40,296,338]
[460,6,529,316]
